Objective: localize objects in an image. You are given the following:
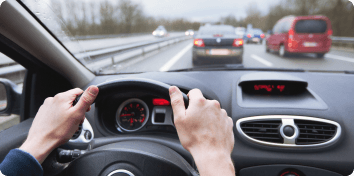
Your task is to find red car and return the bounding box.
[266,15,332,58]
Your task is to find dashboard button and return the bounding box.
[283,126,295,137]
[84,130,92,140]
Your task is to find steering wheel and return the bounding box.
[42,78,197,176]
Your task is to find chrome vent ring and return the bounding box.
[236,115,341,148]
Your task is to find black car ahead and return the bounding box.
[192,25,244,65]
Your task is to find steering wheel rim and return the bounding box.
[43,78,193,175]
[93,78,189,107]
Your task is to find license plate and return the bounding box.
[303,42,317,47]
[210,49,231,55]
[252,38,260,42]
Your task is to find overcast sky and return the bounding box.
[130,0,281,22]
[23,0,283,23]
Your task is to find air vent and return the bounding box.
[240,120,283,143]
[295,120,337,145]
[71,124,83,139]
[236,116,341,148]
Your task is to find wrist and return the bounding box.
[190,147,235,176]
[20,137,57,164]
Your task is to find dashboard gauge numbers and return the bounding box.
[116,99,149,132]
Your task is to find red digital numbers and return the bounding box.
[254,85,285,92]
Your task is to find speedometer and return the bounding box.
[116,98,149,132]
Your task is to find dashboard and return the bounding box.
[98,94,177,135]
[82,70,354,175]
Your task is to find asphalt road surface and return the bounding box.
[102,39,354,74]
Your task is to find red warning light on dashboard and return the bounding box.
[254,85,285,92]
[153,98,170,106]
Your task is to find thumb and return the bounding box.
[169,86,186,121]
[75,86,99,112]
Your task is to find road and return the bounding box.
[101,39,354,73]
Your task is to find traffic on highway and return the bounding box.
[1,0,354,175]
[12,0,352,75]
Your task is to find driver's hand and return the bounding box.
[169,86,235,176]
[20,86,99,164]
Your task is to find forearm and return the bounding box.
[191,149,235,176]
[20,137,56,164]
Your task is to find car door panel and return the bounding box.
[0,118,33,162]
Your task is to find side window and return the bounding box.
[273,22,279,33]
[274,21,283,34]
[279,21,287,33]
[0,52,26,131]
[282,20,293,33]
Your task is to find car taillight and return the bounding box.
[327,29,333,36]
[327,29,333,39]
[288,29,294,39]
[288,29,296,48]
[260,34,265,39]
[233,39,243,47]
[247,34,251,38]
[194,39,205,47]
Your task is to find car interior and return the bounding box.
[0,0,354,176]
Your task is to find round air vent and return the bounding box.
[236,115,341,148]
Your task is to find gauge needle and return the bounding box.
[130,118,133,126]
[120,114,133,117]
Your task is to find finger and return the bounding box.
[80,118,85,125]
[221,109,227,116]
[75,86,99,112]
[188,89,205,105]
[65,88,84,100]
[86,106,91,112]
[169,86,186,121]
[210,100,221,109]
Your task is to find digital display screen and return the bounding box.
[240,81,307,95]
[253,84,285,92]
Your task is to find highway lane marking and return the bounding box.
[251,54,273,67]
[159,43,193,71]
[326,54,354,63]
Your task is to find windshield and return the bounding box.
[21,0,354,74]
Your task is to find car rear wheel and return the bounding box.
[316,53,325,58]
[266,43,270,53]
[279,45,287,57]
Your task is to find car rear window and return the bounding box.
[199,27,235,35]
[252,29,263,34]
[295,20,327,33]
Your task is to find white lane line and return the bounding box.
[326,54,354,63]
[251,54,273,67]
[159,43,193,71]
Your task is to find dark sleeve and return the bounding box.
[0,149,43,176]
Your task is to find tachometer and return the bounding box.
[116,98,149,132]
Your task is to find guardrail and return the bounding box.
[70,32,151,41]
[0,35,191,82]
[331,37,354,48]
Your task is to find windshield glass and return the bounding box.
[21,0,354,74]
